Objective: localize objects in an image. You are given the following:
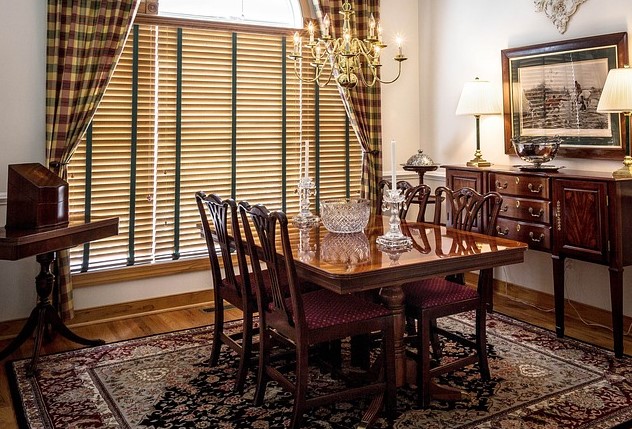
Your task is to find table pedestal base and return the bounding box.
[0,252,104,375]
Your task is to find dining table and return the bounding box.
[288,215,528,388]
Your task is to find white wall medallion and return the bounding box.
[534,0,588,34]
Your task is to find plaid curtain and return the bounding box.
[312,0,383,211]
[46,0,139,320]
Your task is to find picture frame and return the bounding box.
[501,32,628,159]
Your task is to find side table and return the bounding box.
[0,217,118,373]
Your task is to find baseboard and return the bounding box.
[0,290,215,340]
[465,272,632,332]
[1,277,629,342]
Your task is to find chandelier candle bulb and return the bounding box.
[308,22,315,45]
[323,14,330,38]
[369,14,376,38]
[396,37,403,57]
[293,32,300,56]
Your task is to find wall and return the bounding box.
[1,0,632,323]
[415,0,632,319]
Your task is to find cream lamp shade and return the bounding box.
[597,66,632,178]
[597,67,632,113]
[456,78,502,116]
[456,77,501,167]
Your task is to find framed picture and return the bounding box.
[501,32,628,159]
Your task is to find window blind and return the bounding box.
[67,22,362,273]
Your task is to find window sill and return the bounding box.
[71,257,210,288]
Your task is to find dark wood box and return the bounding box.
[5,163,69,230]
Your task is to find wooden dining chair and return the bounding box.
[377,179,431,222]
[195,191,258,393]
[239,202,396,429]
[402,186,503,407]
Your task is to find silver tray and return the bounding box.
[514,165,565,172]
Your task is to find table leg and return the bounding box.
[609,267,624,358]
[552,254,566,338]
[379,285,406,387]
[0,252,104,374]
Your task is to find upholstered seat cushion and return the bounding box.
[403,277,478,309]
[291,289,392,330]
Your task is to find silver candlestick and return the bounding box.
[376,187,413,250]
[293,176,320,228]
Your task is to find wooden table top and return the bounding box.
[289,216,527,294]
[0,217,119,261]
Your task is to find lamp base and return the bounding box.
[466,150,491,167]
[612,156,632,178]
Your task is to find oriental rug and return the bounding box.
[7,312,632,428]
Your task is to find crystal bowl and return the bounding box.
[511,137,561,169]
[320,198,370,233]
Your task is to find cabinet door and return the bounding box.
[552,179,609,263]
[445,168,484,192]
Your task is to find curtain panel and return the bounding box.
[311,0,383,211]
[46,0,140,319]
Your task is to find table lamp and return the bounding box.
[456,77,502,167]
[596,66,632,178]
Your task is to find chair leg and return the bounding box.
[418,313,432,408]
[476,308,490,380]
[210,302,224,367]
[254,325,270,406]
[234,309,253,393]
[290,343,309,429]
[429,318,442,360]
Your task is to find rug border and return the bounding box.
[6,359,31,429]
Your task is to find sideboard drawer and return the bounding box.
[490,172,550,199]
[499,196,550,223]
[495,218,552,251]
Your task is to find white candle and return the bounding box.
[299,141,303,178]
[304,140,310,178]
[390,139,397,188]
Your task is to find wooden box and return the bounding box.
[5,163,69,230]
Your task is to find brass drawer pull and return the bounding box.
[528,183,543,193]
[495,180,508,190]
[496,226,509,236]
[529,232,545,243]
[528,207,544,218]
[500,205,509,212]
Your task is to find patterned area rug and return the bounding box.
[7,312,632,428]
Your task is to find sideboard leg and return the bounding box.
[609,267,624,358]
[552,254,566,338]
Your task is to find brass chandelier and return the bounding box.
[289,0,407,89]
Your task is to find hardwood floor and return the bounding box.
[1,296,630,429]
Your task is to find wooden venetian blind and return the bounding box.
[67,22,362,273]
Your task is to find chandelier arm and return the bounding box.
[376,61,404,85]
[357,63,378,87]
[316,65,335,87]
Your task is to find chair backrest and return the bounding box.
[195,191,251,301]
[433,186,503,236]
[239,202,304,330]
[377,180,432,222]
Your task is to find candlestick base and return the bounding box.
[376,187,413,251]
[292,176,320,228]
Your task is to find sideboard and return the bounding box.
[444,165,632,357]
